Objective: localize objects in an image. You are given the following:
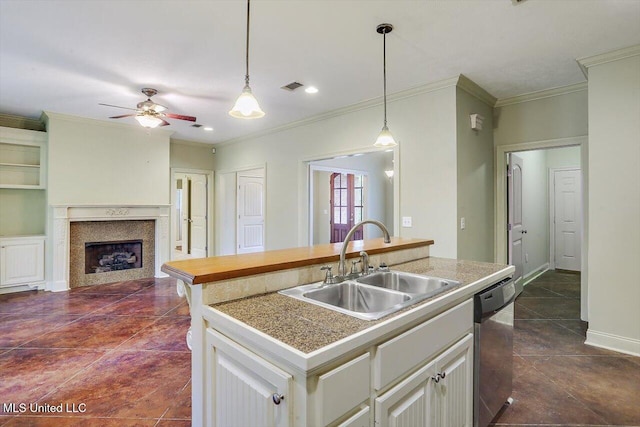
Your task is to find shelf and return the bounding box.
[0,162,40,168]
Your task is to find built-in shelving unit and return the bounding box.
[0,127,46,189]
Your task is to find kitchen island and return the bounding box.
[161,238,514,427]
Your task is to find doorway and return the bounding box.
[171,169,213,260]
[497,137,586,318]
[308,150,395,245]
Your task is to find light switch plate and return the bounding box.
[460,217,466,230]
[402,216,412,227]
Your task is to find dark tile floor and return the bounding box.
[1,271,638,426]
[492,270,640,427]
[0,277,192,426]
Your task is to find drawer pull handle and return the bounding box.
[272,393,284,405]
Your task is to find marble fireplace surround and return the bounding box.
[50,205,170,292]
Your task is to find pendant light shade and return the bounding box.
[374,23,397,148]
[229,0,265,119]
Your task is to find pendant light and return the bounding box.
[229,0,265,119]
[374,23,397,148]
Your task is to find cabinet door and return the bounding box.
[0,238,44,287]
[207,330,292,427]
[375,358,438,427]
[435,333,474,427]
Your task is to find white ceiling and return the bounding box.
[1,0,639,144]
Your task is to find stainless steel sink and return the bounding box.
[279,271,461,321]
[303,282,410,314]
[356,271,460,295]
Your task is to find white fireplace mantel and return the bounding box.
[49,204,170,292]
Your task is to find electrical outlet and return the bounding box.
[402,216,412,227]
[525,253,529,263]
[460,217,466,230]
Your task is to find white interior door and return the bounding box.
[508,153,524,285]
[179,174,190,255]
[237,174,265,254]
[553,169,582,271]
[189,173,208,258]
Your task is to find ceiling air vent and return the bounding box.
[281,81,304,91]
[191,124,202,128]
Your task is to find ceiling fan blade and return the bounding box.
[99,103,138,111]
[164,113,197,122]
[159,119,171,127]
[109,114,136,119]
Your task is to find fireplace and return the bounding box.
[85,239,143,274]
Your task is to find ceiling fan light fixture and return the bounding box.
[229,0,265,120]
[135,113,163,128]
[374,23,397,148]
[229,84,265,119]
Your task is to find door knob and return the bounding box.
[272,393,284,405]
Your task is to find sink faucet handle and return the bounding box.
[359,251,370,275]
[320,265,334,284]
[350,259,362,275]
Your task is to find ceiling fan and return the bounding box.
[100,88,197,128]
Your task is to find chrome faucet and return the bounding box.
[338,219,391,279]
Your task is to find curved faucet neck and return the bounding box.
[338,220,391,278]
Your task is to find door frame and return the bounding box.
[170,168,214,258]
[549,167,582,270]
[495,135,587,319]
[302,145,400,247]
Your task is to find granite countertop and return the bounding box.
[211,257,511,354]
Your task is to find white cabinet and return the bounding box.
[204,299,474,427]
[206,329,292,427]
[375,334,473,427]
[0,235,45,289]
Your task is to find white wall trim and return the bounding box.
[577,44,640,76]
[457,74,497,106]
[495,83,587,107]
[522,262,549,286]
[218,76,461,147]
[42,111,175,137]
[585,329,640,357]
[548,167,581,270]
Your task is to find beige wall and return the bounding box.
[456,87,495,262]
[585,51,640,355]
[494,89,588,146]
[45,113,171,206]
[170,139,215,170]
[214,82,459,257]
[0,188,46,235]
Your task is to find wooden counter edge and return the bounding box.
[161,238,434,285]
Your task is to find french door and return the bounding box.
[330,173,364,243]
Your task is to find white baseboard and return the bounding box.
[585,329,640,357]
[522,263,549,286]
[46,280,69,292]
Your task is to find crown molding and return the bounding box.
[577,44,640,76]
[170,138,214,148]
[217,76,461,147]
[456,74,497,106]
[494,82,587,108]
[42,111,175,136]
[0,113,46,132]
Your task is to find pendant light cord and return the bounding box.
[245,0,251,86]
[383,28,388,127]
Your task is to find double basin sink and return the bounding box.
[279,271,461,321]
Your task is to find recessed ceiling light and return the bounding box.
[204,127,214,131]
[305,86,319,94]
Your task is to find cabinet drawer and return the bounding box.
[337,406,370,427]
[315,352,370,426]
[373,299,472,390]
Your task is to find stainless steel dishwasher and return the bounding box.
[474,277,516,427]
